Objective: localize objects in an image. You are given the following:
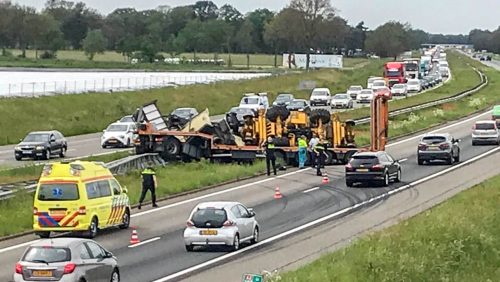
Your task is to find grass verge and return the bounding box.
[0,59,384,145]
[277,173,500,282]
[0,160,265,237]
[0,151,131,184]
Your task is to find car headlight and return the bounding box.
[15,146,21,150]
[36,146,45,150]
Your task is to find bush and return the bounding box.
[40,51,57,59]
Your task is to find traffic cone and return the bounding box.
[274,186,283,199]
[322,173,329,184]
[130,228,140,245]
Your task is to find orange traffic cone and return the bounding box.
[130,228,140,245]
[322,173,329,184]
[274,186,283,199]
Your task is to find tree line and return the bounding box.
[469,28,500,54]
[0,0,481,65]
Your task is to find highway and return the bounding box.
[0,107,496,282]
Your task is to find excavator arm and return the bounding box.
[370,89,392,152]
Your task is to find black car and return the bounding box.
[225,107,256,126]
[345,151,401,187]
[286,99,311,113]
[15,131,67,161]
[167,107,199,130]
[272,93,294,107]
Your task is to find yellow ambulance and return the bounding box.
[33,161,131,238]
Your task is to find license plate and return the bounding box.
[24,151,32,154]
[50,210,66,215]
[200,229,218,236]
[357,168,369,172]
[32,270,53,277]
[428,146,439,151]
[108,140,117,143]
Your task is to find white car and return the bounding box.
[347,85,363,100]
[239,93,269,112]
[183,201,260,252]
[331,93,354,109]
[472,120,500,145]
[101,122,137,148]
[367,77,383,89]
[406,79,422,92]
[391,83,408,97]
[356,89,374,103]
[371,80,387,92]
[439,66,450,77]
[309,88,332,106]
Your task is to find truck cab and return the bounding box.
[384,62,406,87]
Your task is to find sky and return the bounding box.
[13,0,500,34]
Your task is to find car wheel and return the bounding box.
[417,157,424,165]
[382,173,389,187]
[15,155,22,161]
[395,169,401,183]
[472,141,476,146]
[45,149,51,160]
[102,144,107,149]
[119,209,130,229]
[36,231,51,238]
[185,245,194,252]
[454,151,460,163]
[446,154,453,165]
[110,268,120,282]
[59,147,66,158]
[346,180,354,187]
[86,217,98,239]
[231,234,240,251]
[250,227,259,244]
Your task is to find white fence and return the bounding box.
[0,72,271,98]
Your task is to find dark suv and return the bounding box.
[417,133,460,165]
[15,131,67,160]
[345,151,402,187]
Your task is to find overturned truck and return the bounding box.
[133,100,368,166]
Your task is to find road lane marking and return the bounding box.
[131,168,312,218]
[399,158,408,163]
[128,237,160,248]
[0,240,41,254]
[153,145,500,282]
[303,187,320,193]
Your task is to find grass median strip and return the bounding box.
[0,59,383,145]
[276,173,500,282]
[0,160,266,237]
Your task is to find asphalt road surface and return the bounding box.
[0,108,495,282]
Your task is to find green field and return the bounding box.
[0,160,265,237]
[277,173,500,282]
[3,49,365,69]
[0,59,385,146]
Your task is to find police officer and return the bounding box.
[298,135,308,169]
[313,140,326,176]
[138,165,158,209]
[262,136,277,176]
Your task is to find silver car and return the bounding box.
[472,120,500,145]
[331,93,354,109]
[184,201,260,252]
[14,238,119,282]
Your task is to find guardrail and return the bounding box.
[354,68,487,125]
[0,153,165,200]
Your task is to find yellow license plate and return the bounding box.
[357,168,369,172]
[200,229,218,235]
[50,210,66,215]
[32,270,53,277]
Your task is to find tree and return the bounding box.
[365,21,411,59]
[82,29,107,60]
[193,1,218,21]
[218,4,242,23]
[246,9,275,52]
[0,2,18,56]
[289,0,335,69]
[166,6,195,36]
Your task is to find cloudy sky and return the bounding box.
[14,0,499,34]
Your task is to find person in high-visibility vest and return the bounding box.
[138,166,158,209]
[313,141,326,176]
[308,133,319,168]
[298,135,308,169]
[262,136,277,176]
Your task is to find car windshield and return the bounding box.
[312,90,328,96]
[422,136,447,144]
[23,134,49,142]
[23,247,71,263]
[172,109,193,117]
[368,78,380,83]
[289,101,305,107]
[350,155,379,166]
[38,184,79,201]
[360,90,373,94]
[475,123,496,130]
[276,95,292,101]
[405,63,418,71]
[120,116,134,123]
[393,84,404,89]
[106,124,128,132]
[373,81,385,87]
[231,108,252,115]
[334,94,348,99]
[349,86,362,91]
[241,97,260,105]
[191,208,228,228]
[386,70,401,77]
[408,80,419,85]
